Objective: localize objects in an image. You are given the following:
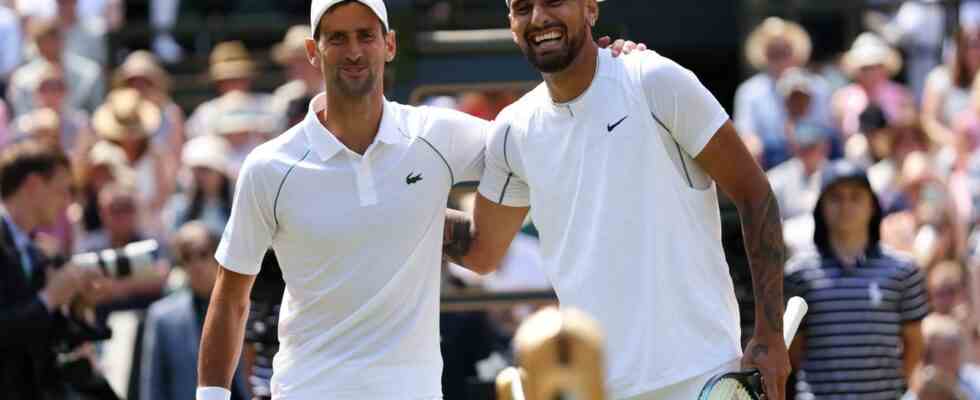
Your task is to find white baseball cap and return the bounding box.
[311,0,389,37]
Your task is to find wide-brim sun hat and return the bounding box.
[209,41,256,82]
[745,17,812,71]
[273,25,310,65]
[115,50,172,92]
[92,88,162,141]
[842,32,903,77]
[182,134,232,176]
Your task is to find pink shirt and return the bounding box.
[833,81,913,136]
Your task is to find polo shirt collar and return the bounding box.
[550,49,606,117]
[303,93,407,161]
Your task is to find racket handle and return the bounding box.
[783,296,808,347]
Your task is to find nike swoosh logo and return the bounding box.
[607,115,629,132]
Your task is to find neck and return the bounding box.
[108,231,133,248]
[321,90,384,155]
[829,229,870,264]
[3,195,39,233]
[543,41,599,103]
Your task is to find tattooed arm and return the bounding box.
[694,121,791,400]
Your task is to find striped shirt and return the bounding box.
[784,247,929,400]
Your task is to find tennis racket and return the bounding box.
[697,296,808,400]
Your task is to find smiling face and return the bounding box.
[508,0,597,74]
[306,1,395,99]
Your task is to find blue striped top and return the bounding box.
[784,247,929,400]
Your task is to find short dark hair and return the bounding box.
[313,0,388,40]
[0,139,71,199]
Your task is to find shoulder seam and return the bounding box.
[273,149,311,228]
[418,136,455,186]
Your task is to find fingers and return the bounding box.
[596,35,611,49]
[762,369,784,400]
[610,39,625,56]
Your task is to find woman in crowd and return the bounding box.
[163,134,234,238]
[734,17,833,169]
[91,87,176,238]
[834,32,914,137]
[113,50,186,159]
[922,28,980,148]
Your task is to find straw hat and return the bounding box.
[181,134,231,176]
[273,25,310,65]
[842,33,903,77]
[114,50,172,92]
[92,88,162,141]
[14,108,60,137]
[209,41,256,82]
[745,17,812,71]
[210,91,277,135]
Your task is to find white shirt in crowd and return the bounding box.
[216,94,487,399]
[478,49,742,399]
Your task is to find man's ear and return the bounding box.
[305,38,320,68]
[587,0,599,27]
[385,30,397,63]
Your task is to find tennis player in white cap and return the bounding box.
[194,1,641,399]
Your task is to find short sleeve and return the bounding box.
[477,118,530,207]
[639,52,730,157]
[899,265,929,322]
[424,107,490,183]
[215,153,276,275]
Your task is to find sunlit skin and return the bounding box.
[821,180,875,237]
[508,0,598,102]
[304,2,396,154]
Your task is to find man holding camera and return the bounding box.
[0,139,111,399]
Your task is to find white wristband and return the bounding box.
[196,387,231,400]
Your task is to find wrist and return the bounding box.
[196,387,231,400]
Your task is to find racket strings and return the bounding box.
[703,378,756,400]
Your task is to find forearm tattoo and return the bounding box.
[740,189,786,333]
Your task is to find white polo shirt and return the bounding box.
[478,49,742,398]
[216,94,487,399]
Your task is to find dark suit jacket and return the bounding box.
[0,214,68,400]
[141,290,249,400]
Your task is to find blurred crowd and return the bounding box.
[10,0,980,399]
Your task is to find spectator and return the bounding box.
[921,28,980,148]
[91,88,176,238]
[906,365,969,400]
[916,315,980,399]
[185,41,273,139]
[880,153,966,268]
[113,50,186,156]
[163,135,233,237]
[6,18,104,116]
[766,122,831,221]
[0,139,112,399]
[271,25,323,118]
[785,160,928,399]
[208,91,277,176]
[140,221,248,400]
[734,17,832,169]
[926,262,972,326]
[833,32,914,137]
[72,140,132,247]
[15,63,94,156]
[54,0,107,66]
[865,0,946,101]
[0,4,21,89]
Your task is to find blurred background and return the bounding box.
[4,0,980,399]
